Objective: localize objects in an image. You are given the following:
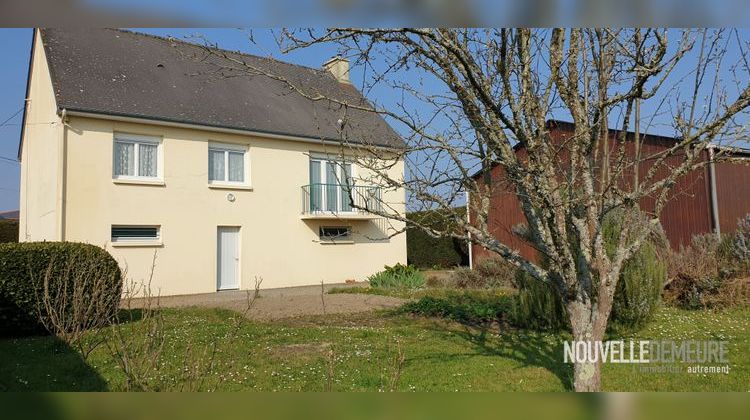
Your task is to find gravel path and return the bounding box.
[142,283,405,321]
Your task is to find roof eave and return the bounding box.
[18,28,41,161]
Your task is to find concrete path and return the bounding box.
[145,282,405,321]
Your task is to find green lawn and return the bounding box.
[1,304,748,391]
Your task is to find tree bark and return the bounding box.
[573,354,601,392]
[568,300,605,392]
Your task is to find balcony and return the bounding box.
[300,183,382,220]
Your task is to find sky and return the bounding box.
[0,28,32,212]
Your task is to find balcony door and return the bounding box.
[309,157,353,213]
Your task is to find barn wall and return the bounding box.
[715,159,750,234]
[469,122,747,264]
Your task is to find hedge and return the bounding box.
[0,219,18,243]
[0,242,122,335]
[407,208,469,268]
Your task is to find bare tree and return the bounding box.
[193,28,750,391]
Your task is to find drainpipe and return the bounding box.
[708,146,721,236]
[58,108,68,241]
[465,190,473,269]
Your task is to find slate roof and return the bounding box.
[38,28,404,149]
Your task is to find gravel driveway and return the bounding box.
[146,283,405,321]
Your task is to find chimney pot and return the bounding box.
[323,56,350,84]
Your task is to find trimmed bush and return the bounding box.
[0,219,18,243]
[367,263,425,289]
[0,242,122,336]
[444,256,516,289]
[406,208,469,269]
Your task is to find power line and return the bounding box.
[0,107,24,128]
[0,156,19,164]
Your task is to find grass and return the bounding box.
[328,285,515,300]
[1,303,748,391]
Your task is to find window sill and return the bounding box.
[208,183,253,191]
[111,241,164,248]
[319,240,355,245]
[113,178,165,186]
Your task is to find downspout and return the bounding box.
[465,190,473,269]
[708,146,721,236]
[58,108,68,241]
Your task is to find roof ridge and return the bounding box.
[546,119,682,142]
[108,28,334,77]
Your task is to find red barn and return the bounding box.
[470,120,750,264]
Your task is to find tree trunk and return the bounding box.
[568,300,605,392]
[572,354,601,391]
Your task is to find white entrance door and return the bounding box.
[217,227,240,291]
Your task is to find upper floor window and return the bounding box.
[309,154,354,212]
[209,142,249,186]
[113,133,162,180]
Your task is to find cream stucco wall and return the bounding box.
[19,30,64,241]
[60,116,407,296]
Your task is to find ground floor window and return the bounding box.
[111,225,160,242]
[319,226,352,242]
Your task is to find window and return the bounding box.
[309,155,354,212]
[111,225,160,242]
[319,226,352,242]
[209,143,248,185]
[113,133,162,180]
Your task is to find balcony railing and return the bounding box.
[301,183,382,218]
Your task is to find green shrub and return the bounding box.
[401,290,514,324]
[510,270,569,331]
[0,242,122,336]
[367,263,425,289]
[406,208,469,269]
[609,241,666,332]
[511,212,666,333]
[0,219,18,243]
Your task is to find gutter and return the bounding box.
[62,109,405,153]
[708,146,721,236]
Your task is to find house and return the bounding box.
[18,28,407,296]
[470,120,750,263]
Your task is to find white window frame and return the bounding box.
[112,133,164,182]
[208,142,251,189]
[309,153,357,213]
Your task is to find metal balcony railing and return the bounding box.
[301,183,382,216]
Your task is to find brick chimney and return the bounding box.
[323,56,350,84]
